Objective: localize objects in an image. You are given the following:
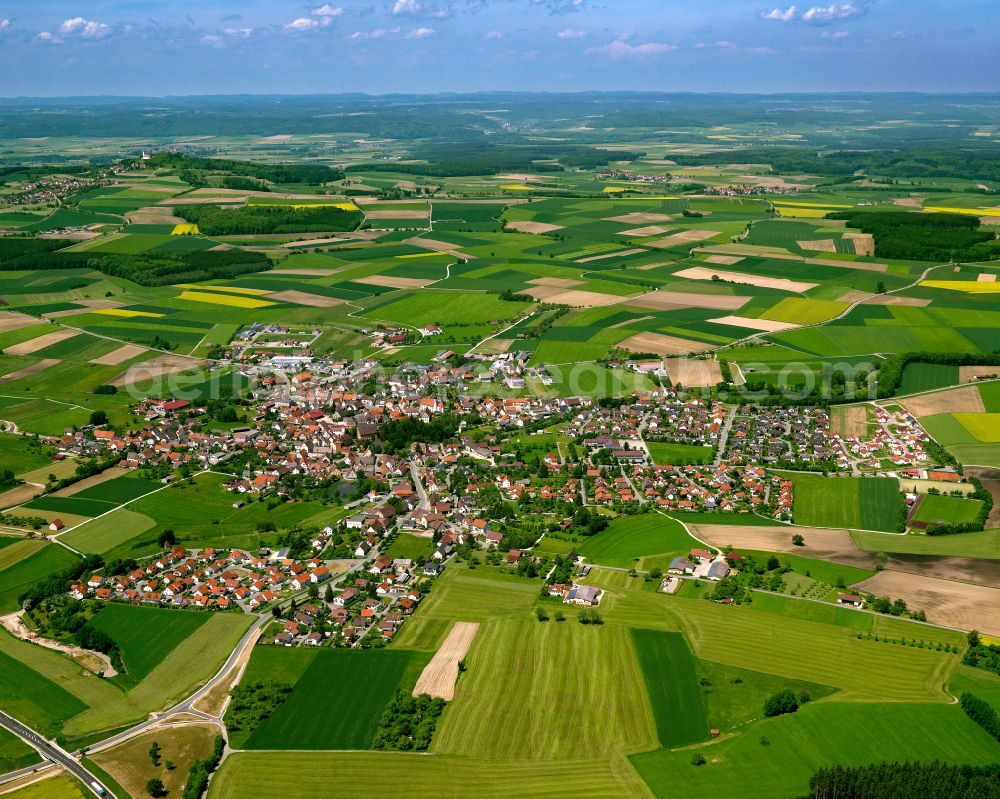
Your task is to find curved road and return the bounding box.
[0,711,113,797]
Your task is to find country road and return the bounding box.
[0,711,113,798]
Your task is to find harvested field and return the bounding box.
[808,257,887,272]
[527,277,583,288]
[708,315,798,332]
[864,295,932,307]
[4,330,77,356]
[838,290,875,303]
[577,248,646,263]
[504,220,564,234]
[607,212,675,224]
[282,235,370,248]
[902,385,986,416]
[52,467,128,497]
[692,524,876,569]
[412,621,479,700]
[404,237,466,255]
[646,229,719,249]
[110,355,198,387]
[266,290,346,308]
[630,290,750,311]
[960,366,1000,382]
[831,405,868,438]
[0,483,41,509]
[268,268,343,276]
[663,358,723,387]
[893,197,924,207]
[886,555,1000,590]
[89,343,148,366]
[977,273,998,282]
[0,313,41,334]
[0,359,60,382]
[620,332,714,357]
[852,570,1000,635]
[844,232,875,256]
[522,287,624,307]
[364,210,428,220]
[703,255,745,265]
[356,275,432,289]
[797,239,837,252]
[619,226,673,237]
[163,196,246,205]
[672,266,816,293]
[125,207,185,225]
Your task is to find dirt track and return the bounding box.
[412,621,479,700]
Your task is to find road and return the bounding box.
[712,406,737,468]
[410,461,430,510]
[0,711,113,797]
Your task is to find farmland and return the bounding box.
[3,93,1000,799]
[230,647,428,750]
[578,514,703,569]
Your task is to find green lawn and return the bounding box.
[83,604,212,683]
[384,532,435,562]
[645,441,715,466]
[852,528,1000,559]
[578,514,702,569]
[911,493,984,526]
[631,629,709,747]
[233,648,428,750]
[630,703,1000,799]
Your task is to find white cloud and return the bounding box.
[697,39,777,55]
[60,17,110,38]
[820,29,849,39]
[223,27,253,38]
[0,19,10,31]
[285,17,320,30]
[201,34,223,45]
[484,29,503,39]
[587,40,676,58]
[557,27,586,39]
[802,3,869,23]
[37,31,62,43]
[408,26,434,37]
[759,5,798,22]
[313,4,344,16]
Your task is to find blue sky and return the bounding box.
[0,1,996,96]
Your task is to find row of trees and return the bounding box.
[808,762,1000,799]
[176,203,361,236]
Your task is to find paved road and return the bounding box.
[713,406,737,468]
[0,711,113,797]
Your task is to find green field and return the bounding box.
[233,648,428,750]
[0,544,79,612]
[630,703,1000,799]
[0,433,53,476]
[384,532,436,561]
[791,474,900,532]
[578,514,703,570]
[84,604,212,682]
[4,774,88,799]
[645,441,715,466]
[631,629,709,747]
[852,528,1000,559]
[0,726,40,774]
[911,493,984,526]
[208,752,653,799]
[432,618,658,760]
[899,362,960,394]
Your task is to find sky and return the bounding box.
[0,1,997,96]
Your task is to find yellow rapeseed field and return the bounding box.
[924,205,1000,217]
[170,223,200,235]
[775,207,831,218]
[92,308,165,318]
[177,291,276,309]
[919,280,1000,294]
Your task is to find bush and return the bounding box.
[960,692,1000,741]
[763,689,799,717]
